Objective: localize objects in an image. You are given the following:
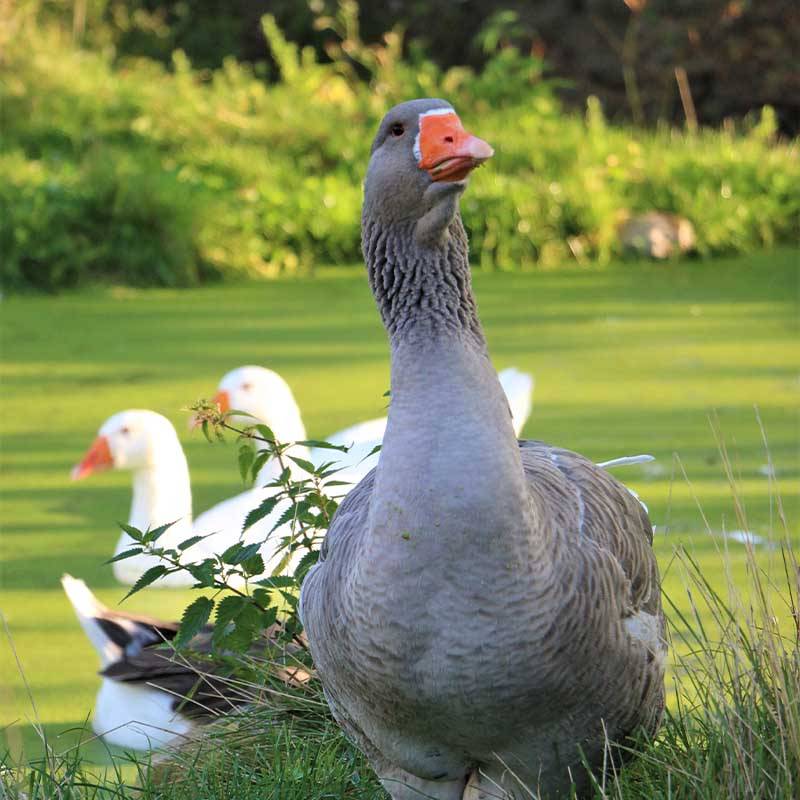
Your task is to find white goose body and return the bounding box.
[61,574,195,749]
[61,574,289,750]
[300,99,665,800]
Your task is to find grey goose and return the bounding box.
[299,98,666,799]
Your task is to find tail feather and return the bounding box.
[61,574,178,667]
[61,574,121,667]
[497,367,535,437]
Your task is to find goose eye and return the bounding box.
[120,426,130,435]
[241,382,253,391]
[389,123,405,137]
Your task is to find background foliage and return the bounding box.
[34,0,800,132]
[1,2,798,292]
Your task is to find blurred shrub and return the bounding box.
[0,8,798,292]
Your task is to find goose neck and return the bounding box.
[362,216,485,349]
[125,452,193,548]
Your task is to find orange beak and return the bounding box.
[71,435,114,481]
[416,110,494,182]
[213,390,230,413]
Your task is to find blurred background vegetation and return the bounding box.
[1,0,798,292]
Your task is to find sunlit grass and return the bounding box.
[1,249,798,789]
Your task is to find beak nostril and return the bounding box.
[444,136,454,143]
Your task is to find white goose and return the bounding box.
[71,409,298,585]
[61,574,305,750]
[300,99,666,799]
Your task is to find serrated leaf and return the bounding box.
[119,522,144,543]
[225,408,256,420]
[254,575,296,589]
[242,496,280,532]
[250,450,272,482]
[145,519,179,543]
[295,440,350,452]
[254,424,275,442]
[358,444,382,464]
[287,455,317,474]
[269,502,298,534]
[121,564,168,601]
[105,547,143,564]
[221,542,261,566]
[187,559,216,586]
[212,595,249,647]
[220,542,244,564]
[242,554,265,577]
[215,601,261,651]
[238,442,255,484]
[279,589,299,609]
[294,550,320,583]
[258,605,278,630]
[177,535,206,552]
[174,596,214,648]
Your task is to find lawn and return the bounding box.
[1,248,798,781]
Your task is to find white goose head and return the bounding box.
[71,410,182,479]
[211,365,307,443]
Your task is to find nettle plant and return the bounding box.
[113,399,372,653]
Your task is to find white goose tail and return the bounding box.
[498,367,535,438]
[61,574,122,667]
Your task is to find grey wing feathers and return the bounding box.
[519,440,661,617]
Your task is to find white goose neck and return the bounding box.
[253,399,311,484]
[118,448,193,555]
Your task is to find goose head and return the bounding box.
[211,365,307,442]
[363,99,493,242]
[71,410,181,480]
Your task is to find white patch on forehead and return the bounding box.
[413,107,457,162]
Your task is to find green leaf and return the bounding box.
[145,519,179,543]
[269,502,297,534]
[187,559,216,586]
[358,444,382,463]
[254,575,296,589]
[221,541,260,565]
[287,455,317,474]
[250,450,272,482]
[213,595,249,647]
[225,408,256,420]
[295,550,320,583]
[238,442,255,483]
[174,596,214,648]
[121,564,168,601]
[119,522,144,543]
[177,535,206,552]
[242,495,280,532]
[201,419,213,443]
[254,424,275,442]
[295,440,350,452]
[105,547,143,564]
[242,554,265,577]
[213,598,261,651]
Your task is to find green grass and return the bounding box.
[1,249,798,793]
